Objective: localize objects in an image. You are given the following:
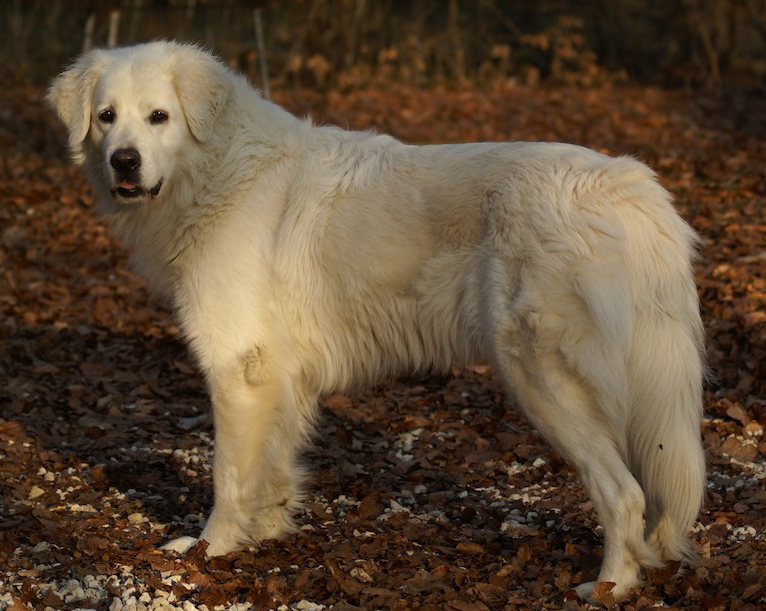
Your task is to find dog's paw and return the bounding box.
[161,532,243,557]
[574,580,636,604]
[160,536,200,554]
[574,580,618,605]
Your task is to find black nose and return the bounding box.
[110,148,141,173]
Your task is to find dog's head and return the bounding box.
[47,41,232,205]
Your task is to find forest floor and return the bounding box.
[0,83,765,611]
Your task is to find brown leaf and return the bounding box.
[356,493,384,521]
[720,436,758,462]
[324,394,353,410]
[726,403,751,426]
[472,582,506,604]
[446,599,490,611]
[7,598,31,611]
[199,586,228,608]
[456,541,485,556]
[76,535,111,556]
[589,581,616,606]
[515,543,533,563]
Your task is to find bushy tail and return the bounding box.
[623,177,706,562]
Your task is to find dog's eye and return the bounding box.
[98,109,115,124]
[150,110,169,125]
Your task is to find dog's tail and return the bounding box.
[620,169,706,562]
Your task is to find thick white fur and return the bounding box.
[48,41,706,599]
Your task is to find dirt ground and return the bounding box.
[1,84,764,610]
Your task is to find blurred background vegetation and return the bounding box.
[2,0,765,90]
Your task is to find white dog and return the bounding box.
[48,41,705,599]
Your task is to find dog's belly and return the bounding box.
[291,246,492,394]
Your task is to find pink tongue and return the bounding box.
[120,181,136,189]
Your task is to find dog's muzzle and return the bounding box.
[110,147,163,199]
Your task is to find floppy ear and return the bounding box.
[172,45,233,143]
[47,49,110,163]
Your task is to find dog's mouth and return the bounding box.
[112,179,163,200]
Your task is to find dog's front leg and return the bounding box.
[163,360,310,556]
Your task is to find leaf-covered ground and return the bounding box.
[0,85,764,611]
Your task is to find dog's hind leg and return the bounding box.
[483,253,663,600]
[494,344,660,599]
[163,351,313,556]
